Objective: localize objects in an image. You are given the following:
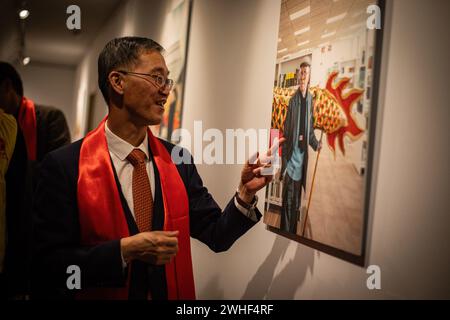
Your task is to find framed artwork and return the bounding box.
[264,0,385,265]
[151,0,192,143]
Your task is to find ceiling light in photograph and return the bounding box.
[298,40,310,47]
[321,31,336,39]
[326,12,347,24]
[294,26,310,36]
[290,6,310,21]
[19,9,30,19]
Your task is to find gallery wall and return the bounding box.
[17,63,76,138]
[183,0,450,299]
[72,0,173,139]
[69,0,450,299]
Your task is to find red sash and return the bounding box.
[18,97,37,161]
[77,117,195,299]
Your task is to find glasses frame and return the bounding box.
[117,70,174,91]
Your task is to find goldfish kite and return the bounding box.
[310,72,364,156]
[271,72,364,157]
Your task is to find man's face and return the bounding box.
[121,50,170,126]
[299,66,310,88]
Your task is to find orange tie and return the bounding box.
[127,149,153,232]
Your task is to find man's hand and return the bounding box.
[120,231,179,265]
[238,137,286,203]
[275,168,283,182]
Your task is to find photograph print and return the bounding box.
[264,0,384,265]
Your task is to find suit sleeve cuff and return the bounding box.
[234,197,259,222]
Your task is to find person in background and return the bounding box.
[0,109,16,299]
[0,61,71,298]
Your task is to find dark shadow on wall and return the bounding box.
[242,235,315,299]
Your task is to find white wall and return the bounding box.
[17,63,76,138]
[72,0,130,139]
[183,0,450,299]
[72,0,175,139]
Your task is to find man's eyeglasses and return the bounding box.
[117,70,174,91]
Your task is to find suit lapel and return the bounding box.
[148,144,165,231]
[110,160,139,235]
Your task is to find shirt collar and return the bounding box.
[105,120,150,161]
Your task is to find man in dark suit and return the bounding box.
[280,62,320,234]
[0,62,71,298]
[32,37,282,300]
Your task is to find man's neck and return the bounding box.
[107,114,147,147]
[300,87,308,98]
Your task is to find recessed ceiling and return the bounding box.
[277,0,377,60]
[0,0,121,66]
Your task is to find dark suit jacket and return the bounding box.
[32,138,261,299]
[3,104,70,296]
[281,90,319,190]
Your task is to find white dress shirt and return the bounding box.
[105,122,155,218]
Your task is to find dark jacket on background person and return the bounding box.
[3,103,70,297]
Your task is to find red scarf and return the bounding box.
[18,97,37,161]
[77,118,195,299]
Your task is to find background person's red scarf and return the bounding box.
[77,118,195,299]
[18,97,37,161]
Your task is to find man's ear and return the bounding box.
[108,71,124,96]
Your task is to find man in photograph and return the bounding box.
[280,62,320,234]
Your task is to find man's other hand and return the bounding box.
[120,230,179,265]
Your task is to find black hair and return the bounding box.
[300,62,311,69]
[97,36,164,103]
[0,61,24,97]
